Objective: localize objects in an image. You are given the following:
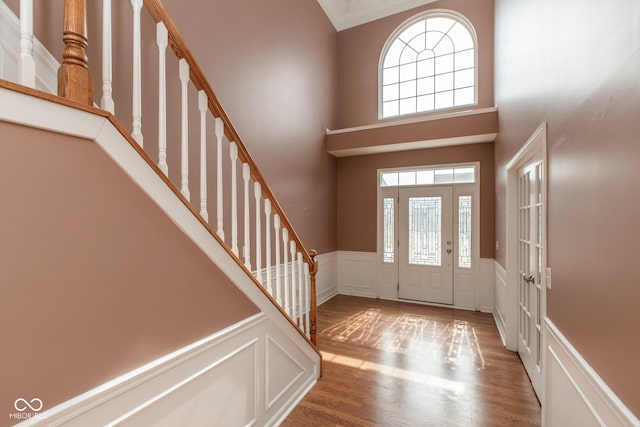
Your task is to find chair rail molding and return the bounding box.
[544,318,640,427]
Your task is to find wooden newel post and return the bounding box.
[58,0,93,105]
[309,249,319,346]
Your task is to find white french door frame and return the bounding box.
[505,123,547,352]
[376,162,480,309]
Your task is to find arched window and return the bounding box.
[380,12,477,118]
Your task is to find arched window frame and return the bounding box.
[378,10,479,119]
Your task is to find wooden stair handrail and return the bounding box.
[143,0,313,267]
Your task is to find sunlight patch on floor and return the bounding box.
[321,350,467,395]
[322,309,486,369]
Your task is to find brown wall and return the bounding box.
[337,143,495,258]
[494,0,640,416]
[162,0,338,254]
[4,0,339,254]
[0,121,258,422]
[336,0,495,129]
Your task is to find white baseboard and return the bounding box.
[0,1,59,93]
[493,308,507,348]
[544,319,639,427]
[337,251,377,298]
[15,313,319,426]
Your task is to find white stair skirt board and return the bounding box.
[544,319,639,427]
[16,314,318,426]
[0,1,59,93]
[0,87,320,426]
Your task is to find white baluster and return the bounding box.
[304,262,310,337]
[274,214,281,305]
[0,42,4,78]
[290,241,297,322]
[282,228,290,315]
[297,252,304,330]
[242,163,251,270]
[19,0,35,88]
[156,22,168,175]
[215,118,224,239]
[254,182,262,282]
[179,58,190,200]
[198,91,208,221]
[100,0,114,113]
[264,199,272,295]
[230,142,239,256]
[131,0,143,145]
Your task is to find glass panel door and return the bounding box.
[398,186,453,304]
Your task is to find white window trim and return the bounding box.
[378,9,479,120]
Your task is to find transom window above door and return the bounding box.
[380,166,475,187]
[380,12,477,118]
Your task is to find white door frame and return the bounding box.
[375,162,480,309]
[504,122,548,352]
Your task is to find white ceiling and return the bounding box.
[317,0,439,31]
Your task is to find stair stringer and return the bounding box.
[0,84,320,426]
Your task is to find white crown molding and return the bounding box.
[317,0,439,31]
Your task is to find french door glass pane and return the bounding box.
[408,196,441,266]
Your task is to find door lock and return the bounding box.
[446,249,452,254]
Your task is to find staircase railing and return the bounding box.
[12,0,318,346]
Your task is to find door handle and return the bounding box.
[524,274,535,283]
[446,249,452,254]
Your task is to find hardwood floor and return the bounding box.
[283,295,541,426]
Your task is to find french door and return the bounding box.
[398,186,454,304]
[517,158,545,398]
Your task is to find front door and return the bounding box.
[517,158,545,398]
[398,186,454,304]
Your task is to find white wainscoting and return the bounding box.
[337,251,377,298]
[493,260,508,347]
[479,258,495,313]
[0,1,59,93]
[253,251,337,312]
[544,319,639,427]
[338,251,495,312]
[18,313,319,427]
[315,251,337,305]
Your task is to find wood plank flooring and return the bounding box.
[283,295,541,426]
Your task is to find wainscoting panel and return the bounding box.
[0,2,59,93]
[337,251,377,298]
[18,313,319,427]
[544,319,639,427]
[114,340,259,427]
[479,258,495,313]
[493,260,507,347]
[316,251,337,305]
